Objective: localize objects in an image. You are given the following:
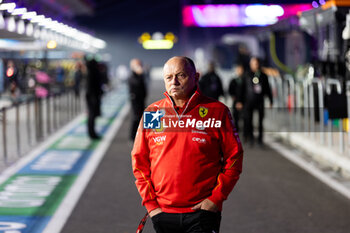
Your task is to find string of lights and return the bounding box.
[0,0,106,52]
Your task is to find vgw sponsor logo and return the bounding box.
[152,136,166,145]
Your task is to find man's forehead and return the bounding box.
[163,58,190,73]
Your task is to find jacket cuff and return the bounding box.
[144,200,160,213]
[208,193,225,211]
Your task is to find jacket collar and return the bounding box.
[163,88,202,119]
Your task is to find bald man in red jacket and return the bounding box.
[132,56,243,233]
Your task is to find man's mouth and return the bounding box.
[170,87,181,92]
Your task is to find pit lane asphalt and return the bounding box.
[61,80,350,233]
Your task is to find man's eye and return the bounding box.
[166,76,172,80]
[178,73,186,79]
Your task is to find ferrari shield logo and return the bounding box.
[199,107,208,118]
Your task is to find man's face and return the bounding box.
[250,58,259,72]
[235,65,244,77]
[131,59,143,75]
[163,57,199,100]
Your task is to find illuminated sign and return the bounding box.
[143,40,173,50]
[183,4,313,27]
[138,32,177,50]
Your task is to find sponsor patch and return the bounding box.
[143,110,164,129]
[199,106,208,118]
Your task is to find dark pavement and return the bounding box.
[61,80,350,233]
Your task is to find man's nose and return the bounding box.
[171,76,180,85]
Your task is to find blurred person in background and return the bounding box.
[9,81,20,101]
[74,62,84,97]
[128,58,147,141]
[6,60,20,100]
[228,63,245,132]
[56,62,65,92]
[99,62,110,92]
[237,44,251,71]
[198,61,224,100]
[85,58,103,140]
[239,57,273,146]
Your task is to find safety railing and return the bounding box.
[284,74,295,131]
[0,89,85,164]
[266,75,349,155]
[309,79,325,143]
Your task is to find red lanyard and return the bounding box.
[136,212,149,233]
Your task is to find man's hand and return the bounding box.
[192,199,218,212]
[149,208,162,218]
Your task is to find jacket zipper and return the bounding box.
[164,92,197,120]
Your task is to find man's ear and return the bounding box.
[194,72,200,82]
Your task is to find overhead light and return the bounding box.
[92,39,106,49]
[57,23,66,33]
[164,32,176,41]
[51,22,63,33]
[46,20,58,30]
[245,5,284,18]
[66,26,78,37]
[0,13,4,29]
[152,32,164,40]
[33,27,40,38]
[12,7,27,15]
[26,23,33,36]
[82,42,90,50]
[5,16,16,32]
[40,28,48,40]
[0,3,16,12]
[0,2,106,52]
[138,32,151,43]
[76,31,90,42]
[30,15,45,23]
[22,11,36,20]
[17,20,25,34]
[38,18,52,27]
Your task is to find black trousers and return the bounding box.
[86,94,101,138]
[243,103,264,143]
[232,101,241,132]
[151,210,221,233]
[130,100,145,140]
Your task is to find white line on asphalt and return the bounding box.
[0,113,85,185]
[42,103,130,233]
[266,136,350,200]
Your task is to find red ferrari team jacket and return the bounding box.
[132,90,243,213]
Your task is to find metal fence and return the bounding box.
[266,75,350,155]
[0,90,85,165]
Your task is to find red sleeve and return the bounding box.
[208,106,243,210]
[131,119,160,213]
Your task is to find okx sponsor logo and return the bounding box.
[143,110,164,129]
